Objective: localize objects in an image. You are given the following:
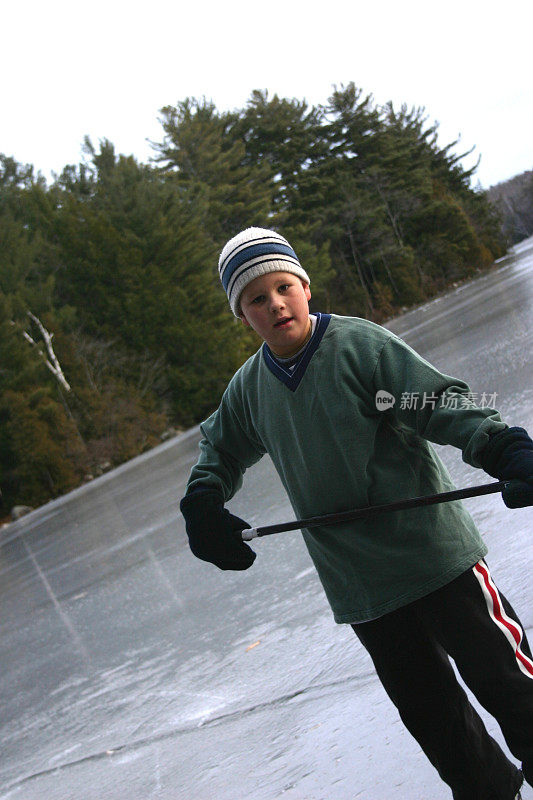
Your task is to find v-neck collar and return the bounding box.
[262,312,331,391]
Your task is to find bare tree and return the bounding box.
[22,312,71,393]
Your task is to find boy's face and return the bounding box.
[239,271,312,358]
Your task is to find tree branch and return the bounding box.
[24,312,71,392]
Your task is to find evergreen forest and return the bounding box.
[487,169,533,244]
[0,84,509,514]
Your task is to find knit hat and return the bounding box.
[218,227,311,316]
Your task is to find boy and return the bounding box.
[180,227,533,799]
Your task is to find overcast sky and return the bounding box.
[2,0,531,189]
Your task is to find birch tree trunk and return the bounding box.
[23,312,71,392]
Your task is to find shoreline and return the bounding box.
[3,238,529,527]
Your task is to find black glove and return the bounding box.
[180,488,256,570]
[479,426,533,508]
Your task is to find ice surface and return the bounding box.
[1,238,532,799]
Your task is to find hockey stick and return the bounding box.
[241,480,508,541]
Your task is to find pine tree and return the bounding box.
[154,98,273,242]
[233,90,325,213]
[54,141,252,425]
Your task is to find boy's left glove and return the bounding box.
[180,488,256,570]
[480,426,533,508]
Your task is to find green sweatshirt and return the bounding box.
[186,314,506,623]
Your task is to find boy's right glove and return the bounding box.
[479,426,533,508]
[180,488,256,570]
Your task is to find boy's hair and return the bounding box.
[218,227,310,316]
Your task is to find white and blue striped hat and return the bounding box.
[218,227,310,316]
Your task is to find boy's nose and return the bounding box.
[269,293,284,311]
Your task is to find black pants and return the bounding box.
[352,561,532,800]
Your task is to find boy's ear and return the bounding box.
[303,281,311,301]
[239,314,251,328]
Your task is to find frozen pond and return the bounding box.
[1,238,532,799]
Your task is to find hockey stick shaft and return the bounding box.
[241,481,507,540]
